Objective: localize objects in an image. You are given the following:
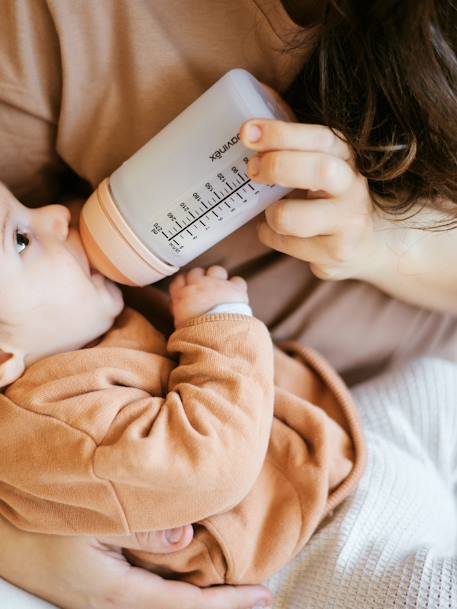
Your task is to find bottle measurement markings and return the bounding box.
[149,155,276,257]
[163,173,254,243]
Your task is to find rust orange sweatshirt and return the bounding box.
[0,308,364,585]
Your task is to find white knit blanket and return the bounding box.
[266,357,457,609]
[1,357,456,608]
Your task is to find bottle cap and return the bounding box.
[80,179,178,286]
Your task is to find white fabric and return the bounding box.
[0,579,55,608]
[2,357,457,608]
[266,357,457,609]
[206,303,253,316]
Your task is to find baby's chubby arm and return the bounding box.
[169,265,250,327]
[0,266,274,535]
[94,266,275,530]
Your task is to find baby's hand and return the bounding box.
[169,266,249,326]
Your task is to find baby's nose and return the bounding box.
[38,205,70,240]
[52,206,71,240]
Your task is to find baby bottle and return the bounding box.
[80,69,292,286]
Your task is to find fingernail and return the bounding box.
[246,123,262,143]
[165,527,184,544]
[248,156,260,177]
[255,599,272,608]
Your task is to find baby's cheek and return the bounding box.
[51,260,83,290]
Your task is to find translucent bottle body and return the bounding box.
[81,69,291,285]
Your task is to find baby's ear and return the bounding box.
[0,350,25,388]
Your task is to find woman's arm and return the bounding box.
[240,119,457,315]
[357,211,457,314]
[0,515,272,609]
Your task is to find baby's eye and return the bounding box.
[15,229,30,254]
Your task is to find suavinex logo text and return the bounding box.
[209,133,240,162]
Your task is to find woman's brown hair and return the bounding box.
[285,0,457,226]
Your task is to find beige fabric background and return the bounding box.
[0,0,455,605]
[1,1,456,387]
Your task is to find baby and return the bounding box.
[0,182,364,585]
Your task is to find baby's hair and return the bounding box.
[285,0,457,228]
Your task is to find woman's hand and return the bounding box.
[240,120,380,281]
[0,516,272,609]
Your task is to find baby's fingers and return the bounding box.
[186,267,205,284]
[169,273,186,296]
[229,276,247,290]
[206,265,228,280]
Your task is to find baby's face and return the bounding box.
[0,184,124,382]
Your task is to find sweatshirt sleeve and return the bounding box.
[0,313,274,535]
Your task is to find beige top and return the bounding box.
[0,0,307,203]
[0,307,364,585]
[2,1,455,384]
[0,0,320,338]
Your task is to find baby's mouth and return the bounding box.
[66,227,93,278]
[65,225,124,312]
